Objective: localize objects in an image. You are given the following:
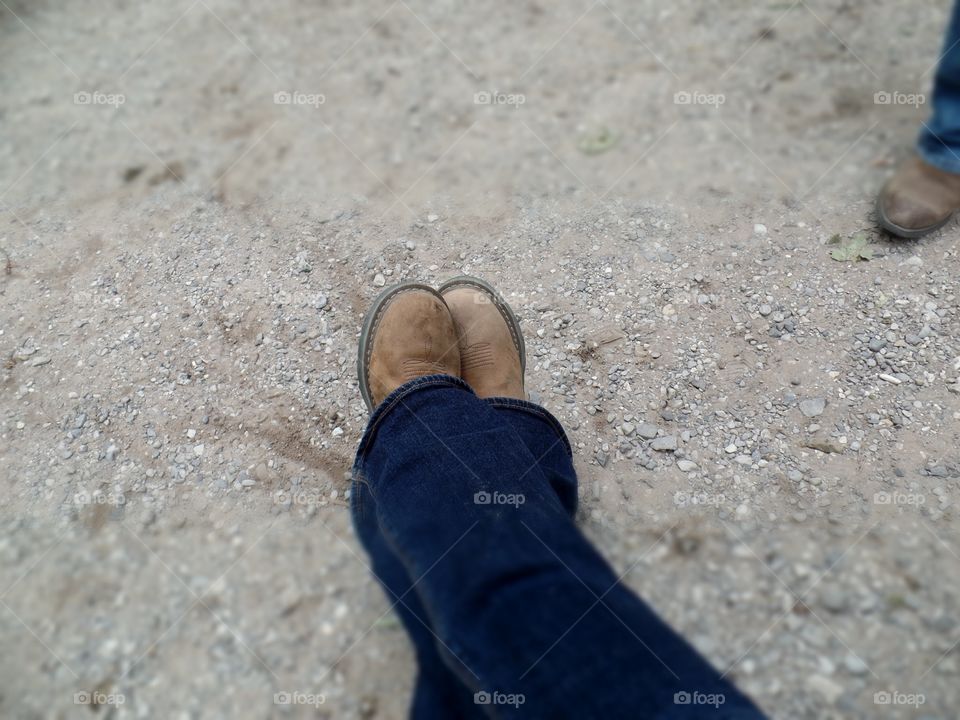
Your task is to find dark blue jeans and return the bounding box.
[351,375,766,719]
[919,0,960,173]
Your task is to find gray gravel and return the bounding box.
[2,0,959,719]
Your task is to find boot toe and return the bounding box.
[362,287,461,409]
[880,189,946,232]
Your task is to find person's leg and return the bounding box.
[918,0,960,173]
[878,1,960,238]
[484,398,578,518]
[354,375,765,719]
[352,284,487,719]
[353,477,488,720]
[351,398,572,718]
[353,279,764,717]
[351,398,577,720]
[351,399,571,719]
[437,276,578,517]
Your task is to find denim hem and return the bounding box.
[917,134,960,175]
[483,396,574,458]
[352,377,574,467]
[354,374,473,463]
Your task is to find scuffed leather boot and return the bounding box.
[357,284,461,410]
[439,276,526,400]
[877,156,960,238]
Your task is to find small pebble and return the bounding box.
[800,398,826,417]
[651,436,678,452]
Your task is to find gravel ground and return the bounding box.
[2,1,959,718]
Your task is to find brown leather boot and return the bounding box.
[357,283,461,410]
[877,156,960,238]
[438,276,526,400]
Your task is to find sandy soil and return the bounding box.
[2,1,959,718]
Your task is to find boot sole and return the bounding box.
[876,195,953,239]
[356,282,445,411]
[437,275,526,388]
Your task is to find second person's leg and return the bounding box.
[878,0,960,238]
[918,0,960,173]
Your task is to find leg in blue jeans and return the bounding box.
[919,0,960,173]
[351,375,765,719]
[351,387,576,720]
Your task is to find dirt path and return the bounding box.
[2,1,958,718]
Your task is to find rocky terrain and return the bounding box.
[2,1,959,718]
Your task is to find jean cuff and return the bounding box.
[483,396,574,458]
[917,133,960,175]
[353,376,573,464]
[354,374,472,461]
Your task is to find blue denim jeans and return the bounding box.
[351,375,766,719]
[919,0,960,173]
